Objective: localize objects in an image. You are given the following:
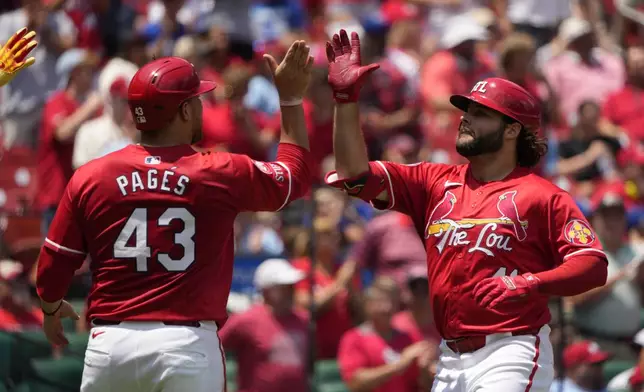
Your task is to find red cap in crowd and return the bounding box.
[590,183,627,213]
[109,77,129,98]
[563,341,612,369]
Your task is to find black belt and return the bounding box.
[93,319,201,328]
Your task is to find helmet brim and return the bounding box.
[194,80,217,97]
[449,94,473,113]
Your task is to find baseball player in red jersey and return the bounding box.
[324,30,609,392]
[35,41,314,392]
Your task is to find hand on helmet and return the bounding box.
[326,29,379,103]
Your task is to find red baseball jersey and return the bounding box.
[37,143,309,325]
[350,162,606,338]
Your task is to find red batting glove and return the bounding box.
[326,29,380,103]
[472,273,541,309]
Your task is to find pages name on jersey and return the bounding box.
[116,169,190,196]
[424,190,528,257]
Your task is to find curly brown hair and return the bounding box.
[503,116,548,167]
[516,126,549,168]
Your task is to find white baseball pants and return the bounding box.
[432,325,554,392]
[80,321,226,392]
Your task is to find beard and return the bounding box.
[455,122,505,157]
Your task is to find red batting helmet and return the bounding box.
[450,77,541,131]
[127,57,216,131]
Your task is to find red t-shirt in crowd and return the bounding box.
[391,311,441,344]
[36,90,81,209]
[199,102,268,160]
[0,303,43,331]
[602,84,644,143]
[220,305,309,392]
[303,100,333,180]
[36,143,309,324]
[338,324,419,392]
[293,257,357,359]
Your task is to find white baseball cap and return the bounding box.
[254,258,306,289]
[558,17,593,45]
[440,15,489,49]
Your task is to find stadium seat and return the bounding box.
[318,381,349,392]
[9,380,63,392]
[316,360,342,383]
[0,332,13,383]
[0,147,38,214]
[29,357,83,390]
[226,359,238,384]
[12,331,52,369]
[604,359,636,383]
[63,333,89,358]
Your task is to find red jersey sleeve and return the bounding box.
[37,174,87,302]
[227,143,312,212]
[338,330,369,383]
[367,161,434,219]
[547,192,607,264]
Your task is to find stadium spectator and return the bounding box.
[551,340,612,392]
[238,212,285,256]
[0,0,76,149]
[142,0,189,58]
[544,17,625,127]
[294,218,361,359]
[572,190,641,360]
[360,20,422,154]
[36,48,102,235]
[391,266,441,345]
[198,63,273,160]
[556,100,620,192]
[420,14,495,164]
[602,45,644,144]
[346,211,425,291]
[494,0,571,47]
[607,328,644,391]
[631,368,644,392]
[220,258,310,392]
[0,260,42,331]
[499,32,558,126]
[72,77,137,168]
[337,282,428,392]
[381,134,419,164]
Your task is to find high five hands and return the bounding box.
[0,28,38,86]
[326,29,379,103]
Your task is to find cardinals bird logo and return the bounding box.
[425,190,528,240]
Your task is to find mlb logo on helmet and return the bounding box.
[145,156,161,165]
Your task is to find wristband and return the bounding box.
[42,301,63,316]
[280,98,303,107]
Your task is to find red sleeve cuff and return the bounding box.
[325,162,388,203]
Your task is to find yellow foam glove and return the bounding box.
[0,28,38,87]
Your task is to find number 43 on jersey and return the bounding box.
[114,208,195,272]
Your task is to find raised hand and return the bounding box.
[264,40,314,103]
[0,28,38,86]
[326,29,379,103]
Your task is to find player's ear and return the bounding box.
[504,122,521,140]
[178,100,191,122]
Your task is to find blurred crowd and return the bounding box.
[3,0,644,391]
